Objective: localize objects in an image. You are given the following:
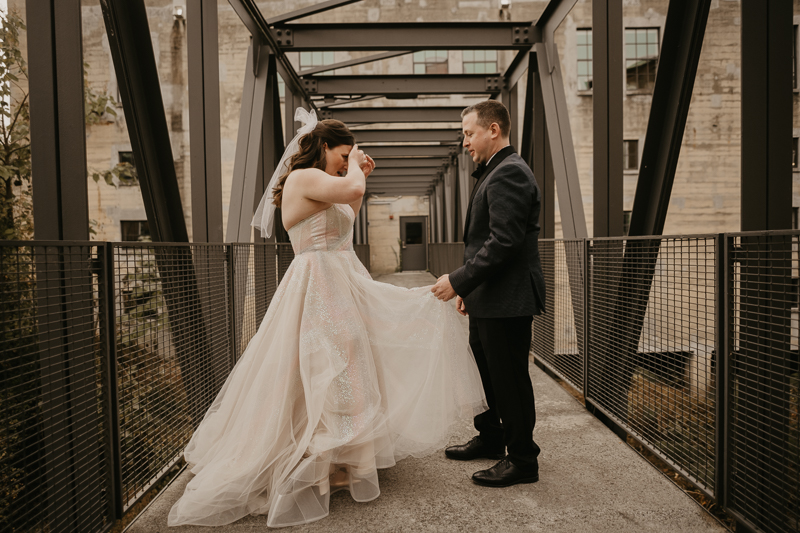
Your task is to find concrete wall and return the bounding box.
[366,196,430,274]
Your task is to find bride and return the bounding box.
[167,109,487,528]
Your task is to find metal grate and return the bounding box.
[587,236,717,493]
[727,233,800,533]
[231,244,278,360]
[113,243,232,510]
[532,239,585,393]
[0,242,113,533]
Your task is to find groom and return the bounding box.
[431,100,545,487]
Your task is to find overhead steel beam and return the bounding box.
[504,46,535,90]
[370,167,440,177]
[228,0,312,107]
[741,0,793,231]
[592,0,623,237]
[28,0,89,241]
[301,51,413,76]
[266,0,361,25]
[364,145,457,158]
[101,0,188,242]
[354,129,461,143]
[271,22,538,51]
[371,158,449,168]
[534,45,587,239]
[368,176,439,183]
[188,0,224,242]
[305,74,503,97]
[320,106,464,123]
[629,0,712,237]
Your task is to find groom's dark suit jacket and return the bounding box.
[449,146,546,318]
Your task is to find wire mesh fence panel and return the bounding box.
[588,236,717,493]
[231,244,278,360]
[0,243,113,533]
[113,243,232,511]
[532,240,585,393]
[727,233,800,533]
[278,243,295,283]
[428,243,464,278]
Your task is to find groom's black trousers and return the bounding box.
[469,315,540,470]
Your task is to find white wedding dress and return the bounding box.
[168,203,487,528]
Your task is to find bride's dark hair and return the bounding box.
[272,119,355,208]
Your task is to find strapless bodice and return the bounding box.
[287,204,354,255]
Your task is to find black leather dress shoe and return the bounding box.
[445,436,505,461]
[472,457,539,487]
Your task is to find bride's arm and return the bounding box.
[349,155,375,214]
[293,147,367,205]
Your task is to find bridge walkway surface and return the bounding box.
[128,271,725,533]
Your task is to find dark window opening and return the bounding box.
[405,222,423,245]
[624,140,639,171]
[577,28,593,91]
[623,210,632,236]
[121,220,151,242]
[117,151,138,186]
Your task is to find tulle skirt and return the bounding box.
[167,250,487,528]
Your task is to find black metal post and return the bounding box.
[592,0,623,238]
[27,0,89,241]
[99,243,123,521]
[741,0,793,231]
[714,233,729,507]
[188,0,224,243]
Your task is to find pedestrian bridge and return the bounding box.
[126,271,723,533]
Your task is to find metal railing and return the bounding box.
[428,242,464,277]
[0,240,373,532]
[2,233,799,532]
[533,232,800,533]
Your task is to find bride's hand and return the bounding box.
[348,144,367,171]
[361,155,376,178]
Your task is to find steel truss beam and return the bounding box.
[188,0,224,242]
[534,45,587,239]
[28,0,89,241]
[353,129,461,143]
[362,145,458,158]
[301,51,413,76]
[320,107,464,123]
[229,0,312,106]
[271,22,537,51]
[370,167,440,177]
[267,0,361,25]
[629,0,712,237]
[227,43,274,242]
[372,158,449,168]
[101,0,188,242]
[303,74,503,96]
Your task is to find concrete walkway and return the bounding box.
[130,271,724,533]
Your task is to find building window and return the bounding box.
[463,50,497,74]
[413,50,448,75]
[121,220,150,242]
[623,210,632,236]
[117,151,138,186]
[299,51,335,71]
[623,140,639,171]
[793,207,799,230]
[794,137,798,169]
[577,28,593,91]
[794,25,798,91]
[625,28,659,92]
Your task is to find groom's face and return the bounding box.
[462,112,493,165]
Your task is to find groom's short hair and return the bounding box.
[462,100,511,138]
